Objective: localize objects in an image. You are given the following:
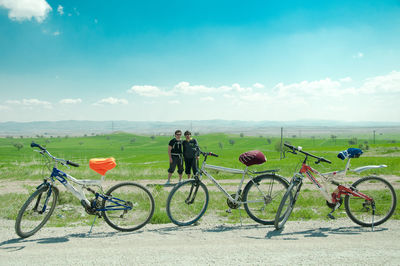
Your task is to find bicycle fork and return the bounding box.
[34,181,52,214]
[186,182,201,204]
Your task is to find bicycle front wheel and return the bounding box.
[166,179,209,226]
[274,181,299,230]
[345,176,397,227]
[243,174,289,225]
[102,182,155,232]
[15,185,59,238]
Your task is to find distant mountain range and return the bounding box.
[0,120,400,137]
[1,120,400,137]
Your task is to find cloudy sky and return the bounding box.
[0,0,399,122]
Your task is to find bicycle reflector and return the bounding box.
[89,157,117,175]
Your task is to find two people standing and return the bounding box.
[166,130,198,185]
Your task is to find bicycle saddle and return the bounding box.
[89,157,116,175]
[239,150,266,166]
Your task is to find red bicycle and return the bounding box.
[274,143,397,230]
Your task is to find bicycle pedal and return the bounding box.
[327,213,336,220]
[226,209,232,213]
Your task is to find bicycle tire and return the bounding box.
[102,182,155,232]
[15,185,59,238]
[166,179,209,226]
[274,181,299,230]
[243,174,289,225]
[345,176,397,227]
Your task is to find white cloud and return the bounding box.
[174,82,217,94]
[59,98,82,104]
[128,85,172,97]
[339,77,352,83]
[6,98,52,109]
[53,30,60,36]
[253,83,265,89]
[0,0,52,23]
[168,100,180,104]
[0,105,9,110]
[57,4,63,15]
[200,96,215,102]
[360,70,400,94]
[94,97,128,105]
[232,83,252,93]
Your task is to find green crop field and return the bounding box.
[1,132,400,180]
[0,132,399,226]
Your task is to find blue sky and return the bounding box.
[0,0,399,122]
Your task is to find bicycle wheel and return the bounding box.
[274,181,300,230]
[166,179,209,226]
[243,174,289,225]
[102,182,155,232]
[345,176,397,227]
[15,185,59,238]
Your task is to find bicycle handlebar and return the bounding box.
[197,147,219,158]
[30,142,46,151]
[284,143,331,164]
[31,142,80,167]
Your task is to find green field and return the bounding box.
[0,132,399,226]
[1,132,400,180]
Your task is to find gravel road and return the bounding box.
[1,217,399,265]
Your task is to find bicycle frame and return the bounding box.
[298,160,373,206]
[48,167,132,212]
[196,158,273,205]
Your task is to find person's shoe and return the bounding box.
[164,180,170,186]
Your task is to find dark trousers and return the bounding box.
[168,155,183,174]
[184,157,198,175]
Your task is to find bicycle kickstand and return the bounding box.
[327,202,341,220]
[88,215,98,235]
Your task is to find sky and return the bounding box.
[0,0,400,123]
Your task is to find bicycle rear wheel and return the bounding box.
[243,174,289,225]
[345,176,397,227]
[166,179,209,226]
[102,182,155,232]
[15,185,59,238]
[274,181,299,230]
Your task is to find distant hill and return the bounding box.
[1,120,400,137]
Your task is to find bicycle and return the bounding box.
[15,142,155,238]
[274,143,397,230]
[166,149,289,226]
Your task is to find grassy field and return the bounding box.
[1,132,400,180]
[0,132,399,226]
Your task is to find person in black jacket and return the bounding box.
[182,130,199,179]
[166,130,183,185]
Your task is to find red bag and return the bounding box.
[89,157,116,175]
[239,150,266,166]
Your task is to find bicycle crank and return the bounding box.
[227,194,242,209]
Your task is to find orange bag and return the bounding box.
[89,157,116,176]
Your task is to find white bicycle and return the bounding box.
[166,149,289,226]
[15,142,155,238]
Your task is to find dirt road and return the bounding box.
[1,217,399,265]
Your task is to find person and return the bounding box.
[182,130,199,179]
[166,130,183,185]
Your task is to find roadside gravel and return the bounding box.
[1,218,399,265]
